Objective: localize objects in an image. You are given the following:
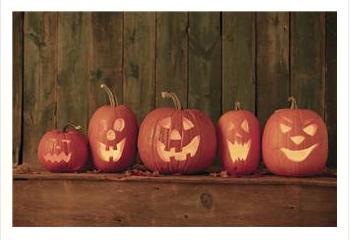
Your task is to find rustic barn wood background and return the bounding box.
[13,12,337,170]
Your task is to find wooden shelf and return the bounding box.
[13,171,336,227]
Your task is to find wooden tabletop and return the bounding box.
[14,171,336,187]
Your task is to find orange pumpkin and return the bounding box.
[88,84,138,172]
[217,101,260,175]
[138,92,217,174]
[262,97,328,176]
[38,124,88,172]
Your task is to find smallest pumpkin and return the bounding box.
[217,101,260,175]
[38,123,89,172]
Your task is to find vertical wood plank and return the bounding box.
[256,13,290,126]
[188,12,221,121]
[22,12,58,169]
[156,12,188,107]
[13,12,24,165]
[124,12,156,122]
[325,12,337,168]
[290,12,326,116]
[57,13,90,133]
[222,12,255,113]
[89,13,123,119]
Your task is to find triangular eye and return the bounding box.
[303,124,318,136]
[113,118,125,132]
[183,117,194,130]
[280,123,291,133]
[241,120,249,133]
[159,117,171,129]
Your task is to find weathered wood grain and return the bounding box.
[13,12,24,165]
[256,13,290,125]
[13,175,336,226]
[325,12,337,168]
[22,12,58,169]
[290,12,326,116]
[57,13,90,134]
[188,12,221,121]
[13,172,337,187]
[89,12,123,120]
[123,12,156,122]
[155,12,188,108]
[222,12,256,113]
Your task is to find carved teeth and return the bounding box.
[98,138,126,162]
[227,139,251,162]
[44,152,72,163]
[156,135,200,162]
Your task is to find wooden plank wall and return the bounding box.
[13,12,337,169]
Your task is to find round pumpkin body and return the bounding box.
[88,105,137,172]
[38,127,88,172]
[217,105,260,175]
[138,92,216,174]
[262,98,328,176]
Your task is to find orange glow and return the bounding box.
[98,138,126,162]
[227,139,251,162]
[280,144,319,162]
[156,136,200,162]
[279,123,291,133]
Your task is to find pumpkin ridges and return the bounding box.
[88,86,138,172]
[138,94,217,174]
[38,126,88,172]
[218,108,260,175]
[262,98,328,176]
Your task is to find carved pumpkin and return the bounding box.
[217,101,260,175]
[88,84,137,172]
[262,97,328,176]
[138,92,217,174]
[38,124,88,172]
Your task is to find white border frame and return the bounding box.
[1,0,348,239]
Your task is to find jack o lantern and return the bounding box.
[217,101,260,175]
[138,91,217,174]
[88,84,138,172]
[262,97,328,176]
[37,123,88,172]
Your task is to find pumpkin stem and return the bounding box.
[234,101,241,111]
[100,84,118,107]
[288,96,298,109]
[63,123,82,132]
[161,91,182,110]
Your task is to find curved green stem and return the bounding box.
[100,84,118,107]
[288,96,298,109]
[63,123,82,132]
[234,101,241,111]
[161,91,182,110]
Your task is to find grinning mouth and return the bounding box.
[156,136,200,162]
[280,144,319,162]
[98,138,126,162]
[227,139,251,162]
[44,152,72,163]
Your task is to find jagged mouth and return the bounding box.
[280,144,319,162]
[44,152,72,163]
[98,138,126,162]
[227,139,251,162]
[156,135,200,162]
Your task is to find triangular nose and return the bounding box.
[290,135,305,145]
[170,129,182,140]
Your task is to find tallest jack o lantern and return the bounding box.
[88,84,138,172]
[138,92,217,174]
